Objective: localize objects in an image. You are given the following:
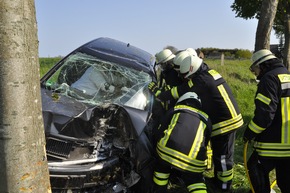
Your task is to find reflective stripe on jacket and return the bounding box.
[249,64,290,158]
[156,104,212,173]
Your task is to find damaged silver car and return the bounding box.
[40,37,156,193]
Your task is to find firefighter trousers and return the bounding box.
[248,152,290,193]
[210,131,235,191]
[152,157,207,193]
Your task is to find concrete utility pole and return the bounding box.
[0,0,51,192]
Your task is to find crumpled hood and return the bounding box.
[41,88,150,137]
[42,89,89,118]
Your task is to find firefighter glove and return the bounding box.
[148,81,161,97]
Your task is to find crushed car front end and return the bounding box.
[40,37,156,192]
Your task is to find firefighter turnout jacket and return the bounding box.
[157,63,244,137]
[156,104,212,173]
[244,61,290,158]
[159,68,183,110]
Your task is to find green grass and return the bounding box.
[39,57,62,76]
[39,57,281,193]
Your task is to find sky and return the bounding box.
[35,0,279,57]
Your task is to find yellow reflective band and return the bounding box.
[156,148,207,173]
[256,93,271,105]
[174,105,209,120]
[166,85,172,90]
[206,142,213,169]
[217,169,233,182]
[248,120,265,134]
[189,190,207,193]
[254,142,290,157]
[187,183,207,193]
[157,142,207,167]
[154,171,170,179]
[255,149,290,157]
[189,122,206,159]
[171,86,179,99]
[160,101,165,108]
[278,74,290,83]
[211,118,244,136]
[281,97,290,143]
[153,176,168,186]
[188,79,194,87]
[211,114,243,136]
[208,69,222,80]
[212,114,243,129]
[254,142,290,149]
[159,113,180,146]
[218,84,238,117]
[222,169,233,176]
[279,74,290,90]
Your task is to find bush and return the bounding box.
[234,49,252,59]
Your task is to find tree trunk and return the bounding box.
[0,0,51,192]
[284,14,290,70]
[283,1,290,70]
[255,0,279,51]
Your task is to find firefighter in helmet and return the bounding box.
[150,49,190,146]
[155,48,183,89]
[243,49,290,193]
[152,92,212,193]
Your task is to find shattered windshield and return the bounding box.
[44,52,152,110]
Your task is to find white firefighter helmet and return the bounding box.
[155,49,175,64]
[250,49,277,70]
[172,50,191,71]
[185,48,197,57]
[179,55,203,78]
[177,92,201,104]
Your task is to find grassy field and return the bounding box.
[39,57,62,76]
[39,57,280,193]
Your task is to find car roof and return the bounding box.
[41,37,156,82]
[76,37,155,73]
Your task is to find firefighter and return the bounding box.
[148,54,244,192]
[152,92,212,193]
[150,49,191,146]
[243,49,290,193]
[153,49,184,111]
[155,48,183,89]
